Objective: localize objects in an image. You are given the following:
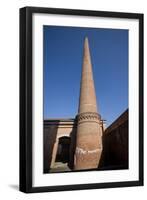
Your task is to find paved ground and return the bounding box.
[49,162,71,173]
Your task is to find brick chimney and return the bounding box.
[74,37,103,170]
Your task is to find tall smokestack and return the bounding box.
[74,37,103,170]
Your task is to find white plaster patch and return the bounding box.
[76,147,100,155]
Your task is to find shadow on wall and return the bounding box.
[99,109,129,170]
[68,118,77,169]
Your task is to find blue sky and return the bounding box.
[43,25,128,126]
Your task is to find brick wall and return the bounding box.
[99,109,128,169]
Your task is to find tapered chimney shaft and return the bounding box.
[78,37,98,114]
[74,37,103,170]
